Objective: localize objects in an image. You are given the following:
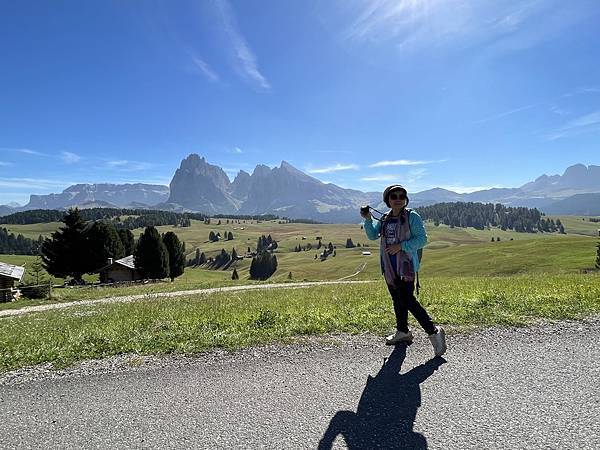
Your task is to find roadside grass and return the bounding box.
[1,273,599,373]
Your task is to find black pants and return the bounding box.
[387,279,436,335]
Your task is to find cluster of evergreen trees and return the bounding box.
[0,228,43,255]
[249,251,277,280]
[416,202,565,233]
[281,217,323,224]
[256,234,277,252]
[248,234,278,280]
[213,213,280,221]
[294,243,312,252]
[208,231,234,242]
[134,227,185,281]
[1,208,208,225]
[40,209,185,283]
[113,214,191,230]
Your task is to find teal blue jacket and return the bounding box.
[362,209,427,273]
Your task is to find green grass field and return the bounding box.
[1,217,598,309]
[1,273,598,372]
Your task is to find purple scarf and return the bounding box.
[380,209,415,285]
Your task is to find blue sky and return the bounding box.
[1,0,600,205]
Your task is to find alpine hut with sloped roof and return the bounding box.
[98,255,143,283]
[0,261,25,302]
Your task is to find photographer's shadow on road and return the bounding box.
[318,345,445,450]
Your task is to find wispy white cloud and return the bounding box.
[341,0,594,55]
[436,183,506,193]
[549,105,570,116]
[369,159,444,168]
[307,163,360,174]
[61,151,81,164]
[0,147,46,156]
[0,161,12,167]
[406,168,428,182]
[472,104,537,124]
[233,147,243,154]
[360,168,428,183]
[105,160,155,171]
[561,86,600,98]
[190,54,219,82]
[360,174,397,182]
[546,110,600,140]
[216,0,270,90]
[0,177,77,191]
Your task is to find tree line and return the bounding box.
[416,202,565,233]
[3,208,200,229]
[1,208,323,227]
[0,228,43,255]
[40,209,185,283]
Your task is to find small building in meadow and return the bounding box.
[98,255,143,283]
[0,261,25,302]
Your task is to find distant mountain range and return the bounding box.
[1,155,599,222]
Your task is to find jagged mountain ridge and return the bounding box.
[25,183,170,210]
[1,156,599,221]
[162,155,379,221]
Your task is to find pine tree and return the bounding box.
[199,252,206,264]
[228,231,234,241]
[209,231,216,242]
[345,238,355,248]
[118,229,135,255]
[28,257,48,285]
[195,248,201,265]
[232,248,238,260]
[87,221,125,273]
[596,241,600,269]
[162,231,185,281]
[40,208,89,283]
[134,226,169,279]
[232,268,239,280]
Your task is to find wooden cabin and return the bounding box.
[0,261,25,302]
[98,255,143,283]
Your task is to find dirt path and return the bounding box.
[0,280,377,318]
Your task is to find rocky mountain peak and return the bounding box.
[251,164,272,178]
[562,163,588,180]
[230,170,252,201]
[166,154,236,213]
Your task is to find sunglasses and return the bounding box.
[389,192,407,200]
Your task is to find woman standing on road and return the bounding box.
[361,184,446,357]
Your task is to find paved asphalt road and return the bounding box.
[1,319,599,449]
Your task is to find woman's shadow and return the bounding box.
[318,345,445,450]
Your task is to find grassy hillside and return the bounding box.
[0,217,597,308]
[547,215,600,237]
[1,221,61,239]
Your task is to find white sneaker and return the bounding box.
[385,330,413,345]
[428,326,447,356]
